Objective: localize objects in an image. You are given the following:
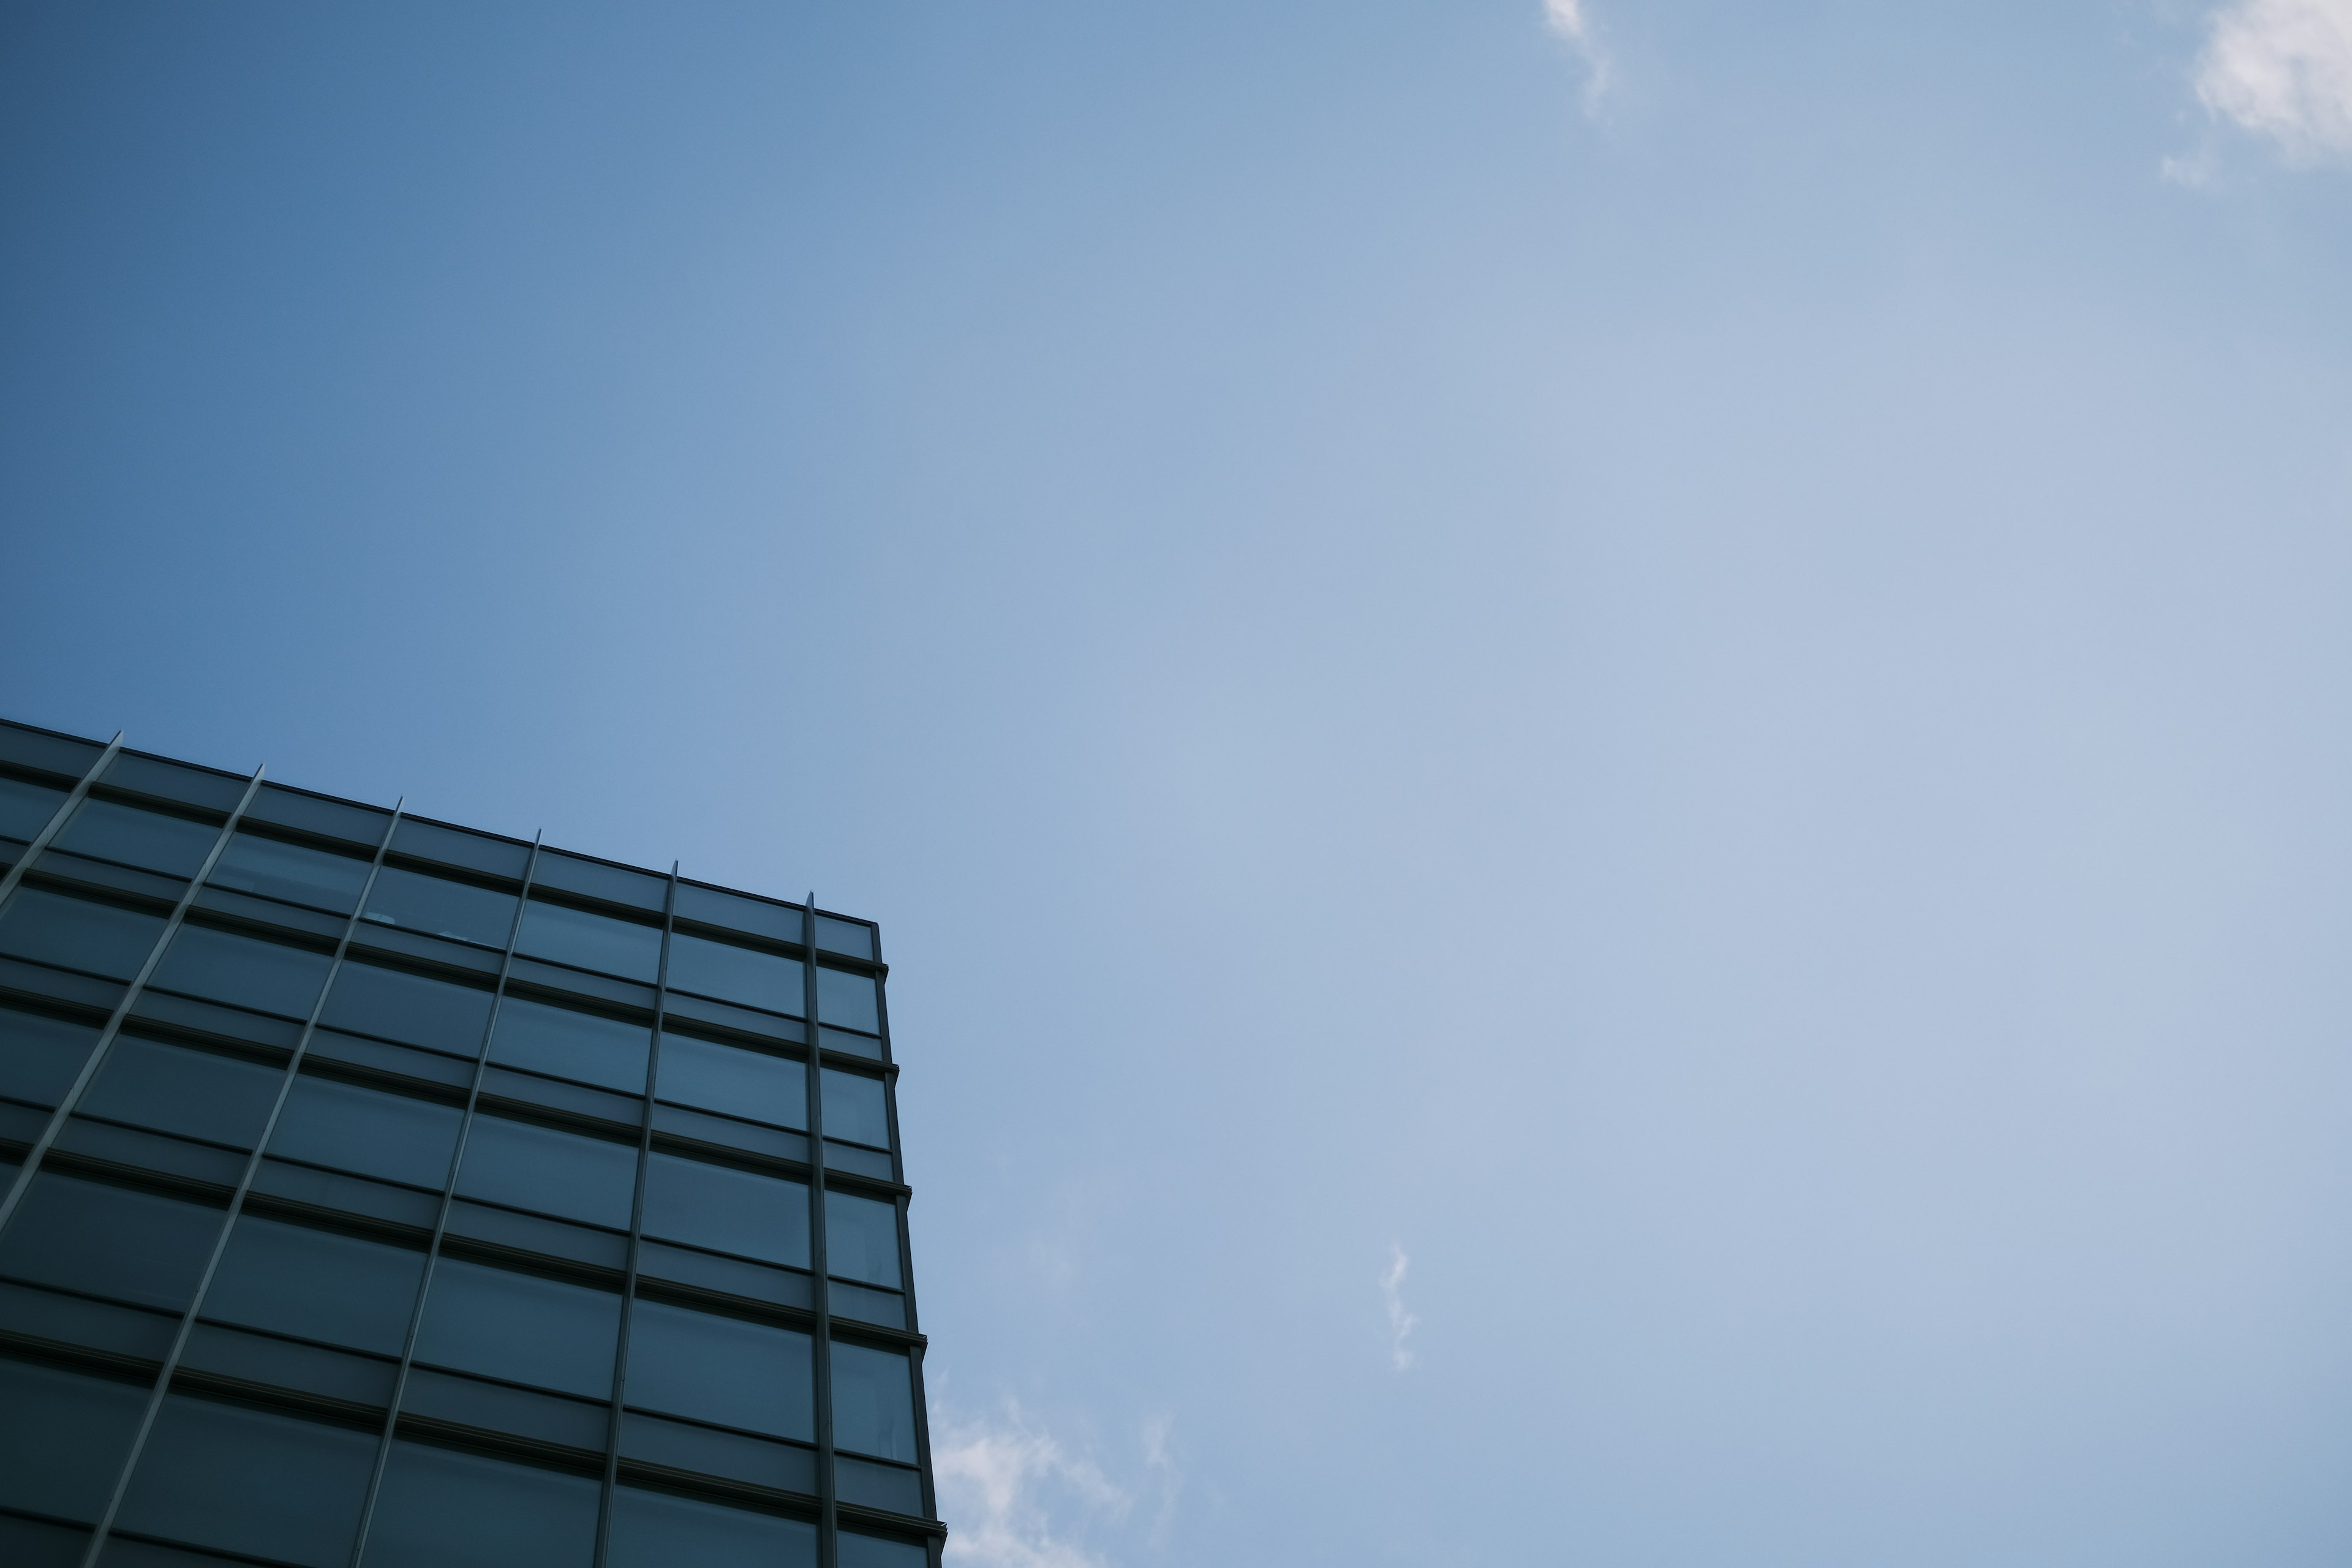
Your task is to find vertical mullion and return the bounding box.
[867,933,940,1536]
[0,762,265,1235]
[0,729,123,912]
[76,798,410,1568]
[592,861,677,1568]
[343,832,546,1568]
[804,897,837,1568]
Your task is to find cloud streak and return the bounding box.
[1382,1243,1418,1371]
[1542,0,1613,116]
[934,1403,1172,1568]
[2193,0,2352,163]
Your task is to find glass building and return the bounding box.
[0,717,941,1568]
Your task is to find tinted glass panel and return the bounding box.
[655,1036,804,1128]
[102,755,246,813]
[209,834,371,913]
[322,963,494,1055]
[363,867,518,949]
[815,916,876,961]
[0,1513,85,1568]
[821,1068,891,1150]
[149,926,333,1018]
[671,884,799,942]
[0,1173,222,1310]
[117,1396,374,1568]
[830,1341,918,1463]
[815,966,880,1033]
[388,819,532,880]
[0,889,166,978]
[0,1360,146,1521]
[608,1486,815,1568]
[54,799,217,876]
[81,1036,282,1148]
[205,1215,426,1354]
[532,852,666,911]
[268,1077,462,1189]
[362,1442,598,1568]
[0,776,67,840]
[666,935,802,1014]
[413,1258,619,1399]
[839,1533,929,1568]
[0,1006,102,1107]
[641,1153,807,1266]
[455,1117,636,1228]
[824,1191,903,1289]
[489,998,650,1093]
[246,785,391,848]
[516,900,660,981]
[624,1299,812,1439]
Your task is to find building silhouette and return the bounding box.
[0,717,939,1567]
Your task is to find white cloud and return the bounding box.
[1542,0,1614,116]
[2193,0,2352,163]
[1382,1242,1418,1371]
[933,1403,1145,1568]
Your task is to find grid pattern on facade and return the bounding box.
[0,717,938,1568]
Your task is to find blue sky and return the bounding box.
[6,2,2352,1562]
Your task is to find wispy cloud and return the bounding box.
[935,1403,1168,1568]
[1382,1243,1418,1371]
[2191,0,2352,164]
[1542,0,1614,116]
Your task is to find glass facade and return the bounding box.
[0,717,937,1568]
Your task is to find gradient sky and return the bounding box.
[6,4,2352,1564]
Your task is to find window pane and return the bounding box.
[321,962,496,1055]
[0,1360,146,1522]
[455,1117,636,1228]
[815,966,880,1033]
[516,900,660,981]
[814,916,876,962]
[489,998,649,1094]
[117,1396,374,1568]
[624,1298,811,1440]
[666,934,802,1014]
[0,776,67,840]
[839,1532,929,1568]
[824,1191,902,1289]
[363,867,518,949]
[413,1257,619,1399]
[0,888,166,979]
[208,834,371,913]
[54,799,217,876]
[80,1036,283,1148]
[0,1173,223,1310]
[641,1153,807,1266]
[0,1005,102,1107]
[821,1069,890,1150]
[829,1342,918,1463]
[203,1215,426,1355]
[361,1442,598,1568]
[149,926,333,1019]
[655,1036,804,1128]
[608,1486,815,1568]
[268,1077,462,1189]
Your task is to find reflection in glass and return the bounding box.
[116,1395,375,1568]
[149,925,334,1019]
[268,1077,462,1189]
[0,1360,147,1523]
[829,1342,918,1463]
[516,900,660,981]
[412,1258,619,1399]
[80,1036,282,1148]
[204,1216,426,1355]
[0,1173,223,1311]
[608,1486,816,1568]
[455,1117,636,1229]
[839,1532,929,1568]
[363,1442,599,1568]
[655,1036,804,1128]
[0,889,167,979]
[666,933,802,1014]
[0,1006,102,1107]
[0,777,67,841]
[53,799,217,876]
[209,833,371,913]
[821,1069,890,1150]
[815,965,880,1033]
[489,998,650,1093]
[623,1300,812,1440]
[641,1153,808,1266]
[322,963,496,1056]
[824,1191,903,1289]
[363,867,518,949]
